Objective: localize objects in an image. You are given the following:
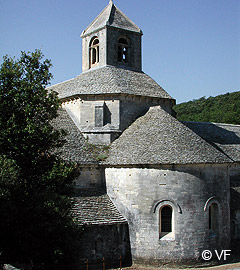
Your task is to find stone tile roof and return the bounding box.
[3,265,19,270]
[104,106,232,165]
[183,121,240,162]
[48,66,173,100]
[81,1,142,37]
[72,190,127,226]
[51,108,106,164]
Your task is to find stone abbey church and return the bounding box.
[49,1,240,268]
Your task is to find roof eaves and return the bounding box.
[103,161,234,166]
[79,220,128,227]
[81,26,107,39]
[47,77,75,90]
[106,25,143,36]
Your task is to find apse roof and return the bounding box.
[52,107,239,166]
[81,1,142,37]
[104,106,232,165]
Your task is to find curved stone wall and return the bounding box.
[105,164,230,265]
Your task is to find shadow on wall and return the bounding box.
[184,121,240,252]
[78,223,132,270]
[231,186,240,244]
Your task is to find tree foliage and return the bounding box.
[174,91,240,124]
[0,50,81,270]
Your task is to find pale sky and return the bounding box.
[0,0,239,103]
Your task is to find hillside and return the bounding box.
[173,91,240,125]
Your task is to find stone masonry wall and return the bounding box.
[82,28,106,72]
[74,166,104,189]
[120,97,173,131]
[63,96,121,144]
[77,224,132,270]
[106,27,142,71]
[229,162,240,253]
[62,95,174,145]
[82,26,142,72]
[105,164,230,265]
[62,96,120,131]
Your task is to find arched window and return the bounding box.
[160,205,173,237]
[117,38,129,63]
[89,37,99,68]
[209,203,219,233]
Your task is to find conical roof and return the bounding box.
[104,106,232,165]
[81,1,142,37]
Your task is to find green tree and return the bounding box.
[0,50,80,270]
[174,91,240,124]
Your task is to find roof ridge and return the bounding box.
[106,0,114,26]
[109,4,142,33]
[182,120,240,128]
[213,122,240,127]
[81,3,112,37]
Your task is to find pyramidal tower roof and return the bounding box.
[81,0,142,37]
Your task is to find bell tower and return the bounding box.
[51,1,174,145]
[81,0,143,72]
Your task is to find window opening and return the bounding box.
[89,37,99,68]
[160,206,172,233]
[118,38,129,63]
[209,203,219,232]
[95,105,104,127]
[95,102,111,127]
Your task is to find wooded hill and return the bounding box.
[173,91,240,125]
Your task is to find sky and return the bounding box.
[0,0,239,104]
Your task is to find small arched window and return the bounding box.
[89,37,99,68]
[160,205,173,237]
[209,203,219,233]
[117,38,129,63]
